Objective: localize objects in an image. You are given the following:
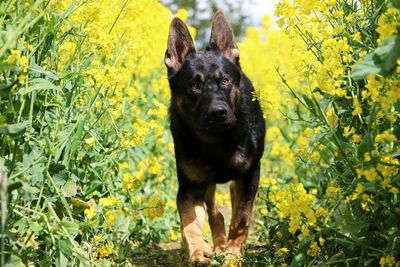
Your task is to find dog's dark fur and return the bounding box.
[165,11,265,266]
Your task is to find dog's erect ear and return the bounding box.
[165,18,195,72]
[210,11,239,62]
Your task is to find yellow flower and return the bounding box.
[270,183,316,234]
[352,32,361,42]
[18,74,26,85]
[355,183,364,194]
[280,247,289,254]
[118,162,129,172]
[85,137,96,148]
[175,8,188,22]
[93,235,102,243]
[379,255,396,267]
[315,207,328,219]
[121,173,138,192]
[352,98,362,116]
[259,207,268,215]
[386,113,397,124]
[307,241,321,256]
[352,134,362,143]
[99,197,119,207]
[84,207,96,220]
[97,242,114,258]
[168,230,178,241]
[143,197,165,219]
[388,187,399,194]
[375,131,397,144]
[326,185,340,198]
[333,10,344,18]
[6,49,21,64]
[105,210,116,228]
[343,126,355,137]
[326,108,339,127]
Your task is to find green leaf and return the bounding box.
[63,180,78,197]
[327,251,346,265]
[290,236,312,267]
[5,255,25,267]
[352,53,383,80]
[29,63,59,80]
[73,247,91,267]
[69,119,85,165]
[391,0,400,9]
[19,78,60,95]
[290,252,305,267]
[0,121,30,136]
[85,180,103,195]
[302,94,316,114]
[335,237,358,250]
[59,238,73,257]
[358,132,374,154]
[60,220,80,236]
[352,35,400,80]
[58,250,69,267]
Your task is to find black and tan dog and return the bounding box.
[164,11,265,266]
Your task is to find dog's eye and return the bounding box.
[191,82,200,91]
[221,78,230,86]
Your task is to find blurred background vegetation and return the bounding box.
[162,0,266,47]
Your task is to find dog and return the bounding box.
[164,11,265,266]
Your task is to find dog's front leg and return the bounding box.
[177,183,213,266]
[205,184,226,253]
[225,165,260,266]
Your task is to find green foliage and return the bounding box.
[353,34,400,80]
[1,0,400,266]
[1,1,177,265]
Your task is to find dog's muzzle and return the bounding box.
[203,105,236,132]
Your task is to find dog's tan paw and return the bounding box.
[214,244,226,254]
[190,249,214,267]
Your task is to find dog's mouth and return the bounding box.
[199,117,237,133]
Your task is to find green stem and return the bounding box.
[14,204,56,245]
[0,160,7,267]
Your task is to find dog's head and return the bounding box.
[165,11,241,134]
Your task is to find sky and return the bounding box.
[232,0,278,25]
[195,0,278,25]
[163,0,278,25]
[161,0,278,45]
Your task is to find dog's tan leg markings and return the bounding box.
[205,185,226,253]
[225,168,260,266]
[178,190,213,266]
[226,180,250,256]
[230,181,239,218]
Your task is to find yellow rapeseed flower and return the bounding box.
[99,197,119,207]
[84,137,96,148]
[307,241,321,256]
[326,108,339,127]
[84,207,96,220]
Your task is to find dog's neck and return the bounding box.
[194,130,220,144]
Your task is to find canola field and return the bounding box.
[0,0,399,266]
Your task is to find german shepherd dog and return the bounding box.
[164,11,265,266]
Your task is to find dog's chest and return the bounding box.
[179,148,252,184]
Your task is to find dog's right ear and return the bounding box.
[209,11,239,63]
[165,18,195,72]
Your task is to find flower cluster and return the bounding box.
[241,0,400,265]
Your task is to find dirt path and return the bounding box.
[129,203,267,266]
[129,242,190,266]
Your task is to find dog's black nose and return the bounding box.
[209,106,227,119]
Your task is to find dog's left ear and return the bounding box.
[209,11,240,63]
